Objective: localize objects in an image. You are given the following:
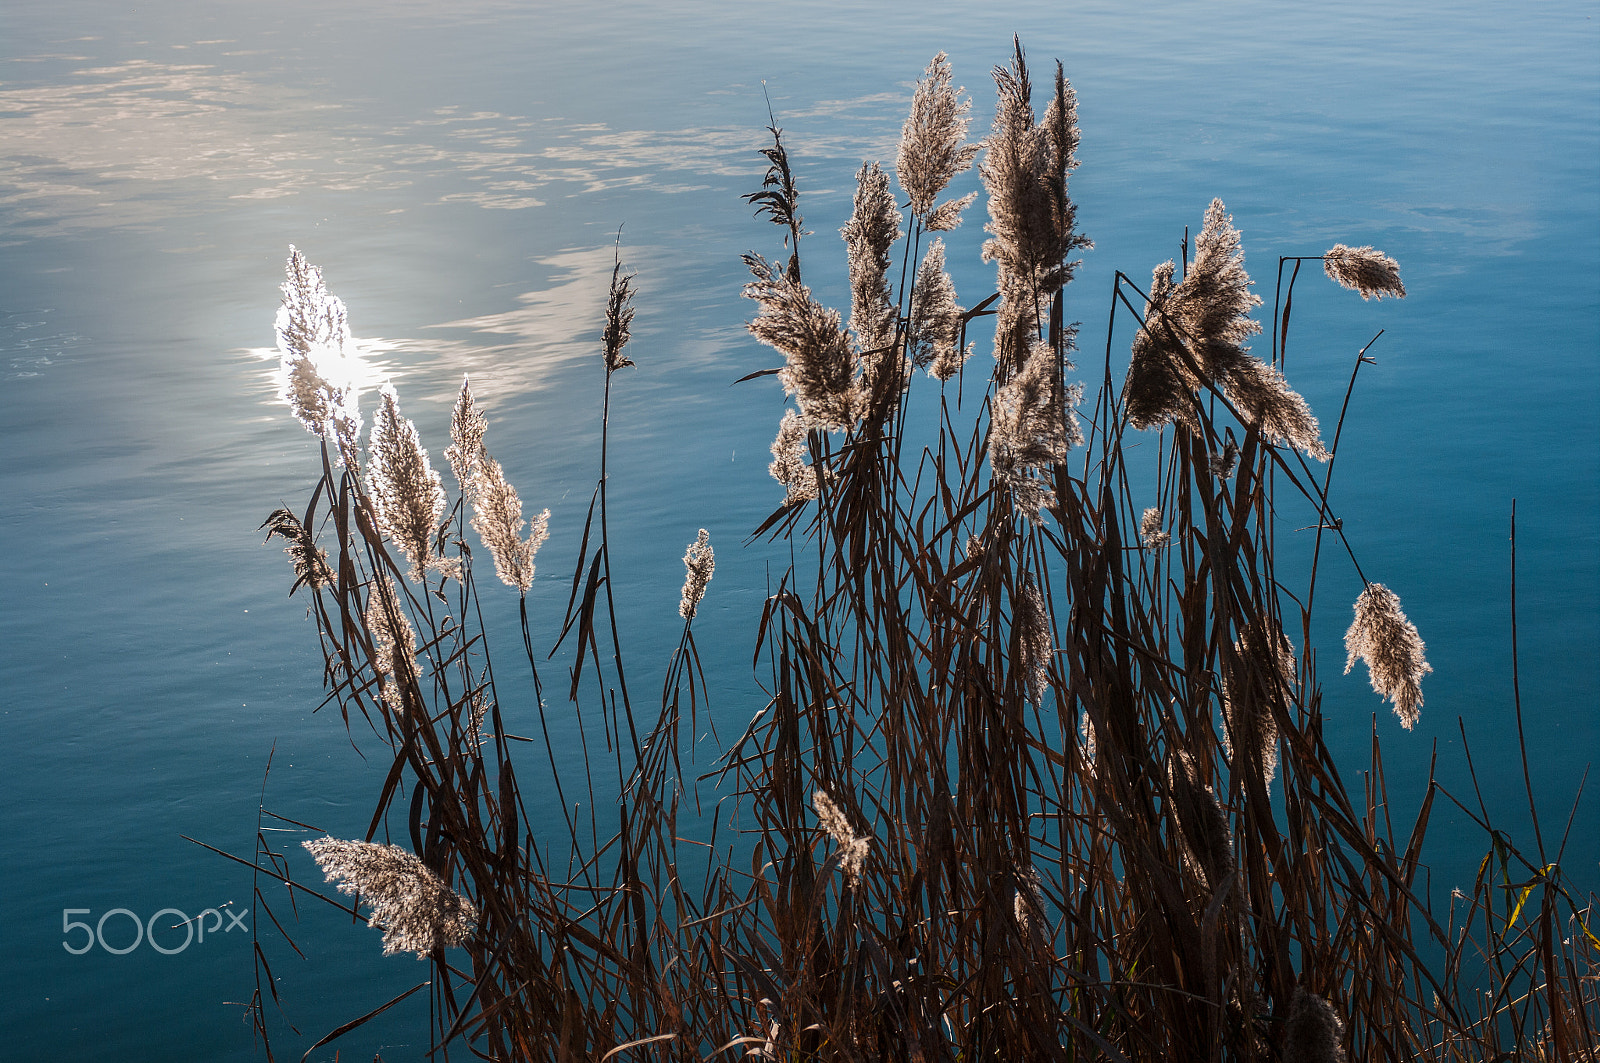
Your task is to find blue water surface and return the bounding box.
[1,0,1595,1057]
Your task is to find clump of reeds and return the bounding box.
[231,42,1598,1063]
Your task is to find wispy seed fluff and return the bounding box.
[1343,583,1431,729]
[367,385,449,583]
[840,162,902,358]
[1210,440,1241,480]
[896,52,981,222]
[679,529,714,620]
[470,458,550,595]
[444,376,487,493]
[365,574,417,711]
[302,838,477,959]
[768,409,827,504]
[743,253,860,430]
[989,342,1082,522]
[1323,244,1406,301]
[1283,987,1348,1063]
[1139,506,1170,549]
[1015,576,1053,704]
[602,259,637,373]
[261,508,334,594]
[1124,202,1327,460]
[910,238,972,379]
[812,789,869,888]
[275,247,363,465]
[1221,621,1295,786]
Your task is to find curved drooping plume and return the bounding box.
[812,789,869,889]
[743,253,860,430]
[1123,201,1327,459]
[1323,244,1406,300]
[367,385,448,583]
[302,838,477,958]
[1343,583,1431,729]
[261,507,335,593]
[275,246,363,465]
[896,52,981,223]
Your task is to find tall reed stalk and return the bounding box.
[227,40,1598,1062]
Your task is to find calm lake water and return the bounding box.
[2,0,1595,1057]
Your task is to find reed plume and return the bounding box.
[768,408,824,503]
[1323,244,1406,300]
[1122,260,1196,431]
[840,162,902,358]
[1209,439,1240,479]
[301,838,477,958]
[1015,575,1053,704]
[896,52,980,222]
[364,573,417,710]
[469,457,549,595]
[1139,506,1170,549]
[813,789,869,888]
[989,342,1081,522]
[678,528,714,620]
[1222,621,1294,785]
[445,375,487,492]
[1168,750,1235,892]
[275,246,362,464]
[1343,582,1431,728]
[261,507,334,593]
[603,259,637,372]
[743,253,860,430]
[367,385,449,583]
[1283,987,1348,1063]
[909,238,971,378]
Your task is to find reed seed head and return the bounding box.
[813,789,869,888]
[445,375,487,493]
[469,457,548,594]
[897,52,980,219]
[1210,440,1241,479]
[1323,244,1406,300]
[603,259,637,373]
[840,162,902,357]
[679,528,714,620]
[910,238,968,377]
[743,253,861,430]
[261,508,334,594]
[1221,621,1294,786]
[364,573,417,711]
[1343,583,1431,728]
[1283,987,1348,1063]
[768,408,827,504]
[302,838,477,958]
[1139,506,1170,549]
[1168,750,1235,892]
[367,385,448,583]
[275,247,363,464]
[989,342,1081,522]
[1016,576,1053,704]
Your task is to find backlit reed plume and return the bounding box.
[1283,987,1348,1063]
[679,528,714,620]
[470,457,550,595]
[989,342,1081,522]
[840,162,902,359]
[1016,576,1053,704]
[1140,506,1170,549]
[365,574,417,711]
[302,838,477,958]
[444,375,487,492]
[1343,583,1431,729]
[1013,865,1051,959]
[743,253,860,430]
[1168,751,1235,892]
[1210,439,1241,479]
[980,40,1088,370]
[910,238,972,378]
[896,52,980,223]
[603,259,637,373]
[768,409,826,504]
[275,246,362,464]
[367,385,449,583]
[1323,244,1406,300]
[261,508,334,594]
[813,789,869,888]
[1125,203,1327,458]
[1222,621,1294,785]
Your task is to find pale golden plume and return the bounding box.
[896,52,980,220]
[678,528,714,620]
[812,789,869,888]
[743,253,860,430]
[1221,620,1294,786]
[275,246,362,466]
[840,162,902,357]
[1015,576,1053,705]
[444,375,487,493]
[1343,583,1431,729]
[909,238,970,378]
[469,457,549,595]
[1323,244,1406,300]
[366,385,448,583]
[989,341,1082,522]
[768,408,827,504]
[365,573,417,711]
[1139,506,1170,549]
[302,838,477,958]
